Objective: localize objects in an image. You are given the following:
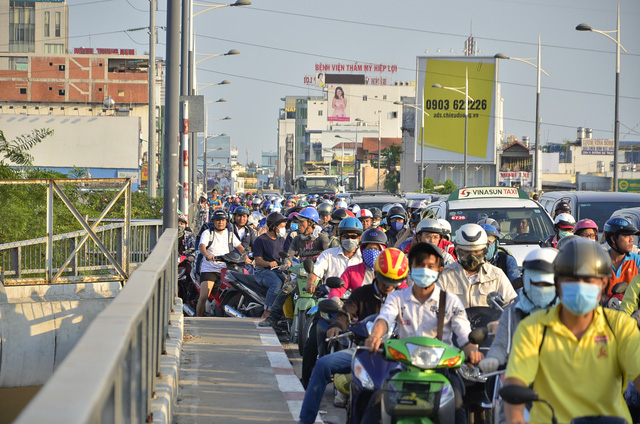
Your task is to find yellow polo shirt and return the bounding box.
[505,305,640,424]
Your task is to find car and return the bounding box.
[423,186,555,266]
[539,191,640,237]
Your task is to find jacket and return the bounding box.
[328,282,387,332]
[437,261,517,308]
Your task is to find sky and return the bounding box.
[69,0,640,164]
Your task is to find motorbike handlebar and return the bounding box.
[325,331,353,343]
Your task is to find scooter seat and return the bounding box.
[229,271,268,296]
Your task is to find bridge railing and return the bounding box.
[14,228,178,424]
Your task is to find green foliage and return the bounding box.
[381,145,403,169]
[384,170,401,194]
[421,177,457,194]
[0,128,53,167]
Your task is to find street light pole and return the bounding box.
[147,0,157,198]
[576,4,626,192]
[377,111,381,191]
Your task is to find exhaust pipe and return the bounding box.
[183,303,196,317]
[224,305,247,318]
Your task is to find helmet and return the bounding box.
[523,247,558,273]
[211,210,229,221]
[574,219,599,234]
[261,201,273,212]
[381,204,393,217]
[297,200,309,207]
[416,218,442,235]
[556,234,579,251]
[455,223,488,250]
[604,217,640,236]
[480,224,500,239]
[336,200,348,209]
[297,207,320,224]
[356,209,373,219]
[317,202,333,217]
[554,213,576,229]
[437,219,452,236]
[360,228,388,246]
[348,204,361,214]
[288,212,300,221]
[554,237,611,279]
[345,210,356,218]
[410,200,426,210]
[387,205,407,221]
[338,217,364,235]
[410,211,422,225]
[554,201,571,215]
[370,207,383,219]
[330,208,350,224]
[266,212,287,229]
[233,206,250,216]
[477,217,501,233]
[375,248,409,286]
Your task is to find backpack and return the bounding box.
[194,222,235,276]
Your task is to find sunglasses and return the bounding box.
[341,234,360,240]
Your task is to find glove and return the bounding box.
[631,310,640,329]
[478,357,499,374]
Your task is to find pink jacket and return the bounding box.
[329,262,408,299]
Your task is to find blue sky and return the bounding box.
[69,0,640,163]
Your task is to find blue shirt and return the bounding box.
[252,233,286,264]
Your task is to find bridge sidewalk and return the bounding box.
[175,318,316,424]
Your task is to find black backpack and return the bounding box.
[193,222,235,276]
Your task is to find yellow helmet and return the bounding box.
[375,248,409,286]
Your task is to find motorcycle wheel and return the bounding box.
[295,311,313,355]
[290,314,298,344]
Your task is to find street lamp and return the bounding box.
[198,80,230,92]
[205,98,227,105]
[433,68,473,188]
[394,101,430,192]
[195,49,239,65]
[576,4,627,191]
[495,35,549,193]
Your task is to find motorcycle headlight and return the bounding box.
[353,356,374,390]
[406,344,444,369]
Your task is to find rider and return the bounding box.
[480,223,522,287]
[231,206,257,254]
[553,200,571,218]
[296,248,407,424]
[385,205,408,247]
[317,202,333,229]
[438,223,517,308]
[399,218,455,265]
[196,210,244,317]
[545,213,576,248]
[178,216,196,257]
[370,207,383,229]
[252,212,288,320]
[603,217,640,298]
[503,237,640,424]
[355,208,373,231]
[574,218,599,240]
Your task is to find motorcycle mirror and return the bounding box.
[303,258,314,274]
[498,385,539,404]
[279,252,289,259]
[611,282,628,295]
[487,292,505,310]
[325,277,345,289]
[222,252,244,264]
[468,327,488,345]
[318,299,341,314]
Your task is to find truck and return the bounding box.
[294,174,341,196]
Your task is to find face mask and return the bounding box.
[362,248,381,270]
[486,242,497,260]
[523,269,557,309]
[560,282,601,315]
[558,230,573,239]
[411,267,439,288]
[372,221,380,228]
[341,239,359,252]
[277,227,286,238]
[458,252,485,270]
[391,221,404,232]
[290,223,298,232]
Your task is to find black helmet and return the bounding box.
[266,212,287,229]
[369,207,382,219]
[330,208,350,225]
[554,201,571,215]
[410,210,422,225]
[604,217,640,237]
[360,228,388,246]
[554,237,611,279]
[387,205,407,221]
[211,210,229,221]
[233,206,250,216]
[317,202,333,217]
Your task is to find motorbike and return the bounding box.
[178,249,198,316]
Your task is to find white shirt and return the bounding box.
[437,261,517,308]
[376,285,472,347]
[312,246,362,280]
[199,228,241,273]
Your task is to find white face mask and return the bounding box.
[277,227,286,238]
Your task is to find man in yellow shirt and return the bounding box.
[504,237,640,424]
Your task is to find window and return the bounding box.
[118,90,125,97]
[9,57,28,71]
[58,89,65,96]
[19,88,26,94]
[318,110,323,116]
[45,44,64,54]
[383,95,387,100]
[55,12,60,37]
[363,95,368,101]
[58,64,65,71]
[9,2,35,52]
[44,12,50,37]
[392,111,398,118]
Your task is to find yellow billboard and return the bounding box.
[416,57,497,163]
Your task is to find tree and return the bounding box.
[381,144,402,168]
[421,177,457,194]
[422,177,436,192]
[384,170,400,194]
[0,128,53,178]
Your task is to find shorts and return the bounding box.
[200,271,221,283]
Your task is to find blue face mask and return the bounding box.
[362,248,381,270]
[411,267,439,288]
[560,282,601,315]
[529,285,557,308]
[391,221,404,232]
[486,242,497,260]
[290,223,299,232]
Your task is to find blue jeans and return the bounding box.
[254,268,286,308]
[299,348,354,424]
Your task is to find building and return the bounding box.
[497,140,533,187]
[261,151,276,171]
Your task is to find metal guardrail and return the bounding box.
[14,229,178,424]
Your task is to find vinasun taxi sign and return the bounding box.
[448,187,529,201]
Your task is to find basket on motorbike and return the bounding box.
[382,379,445,417]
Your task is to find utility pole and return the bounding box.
[147,0,157,198]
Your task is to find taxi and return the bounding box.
[423,187,554,266]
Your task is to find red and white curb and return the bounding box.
[254,321,323,424]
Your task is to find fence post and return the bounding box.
[123,180,131,276]
[10,246,21,279]
[69,236,78,276]
[46,181,54,283]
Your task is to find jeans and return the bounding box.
[269,278,298,321]
[299,348,354,424]
[254,268,286,308]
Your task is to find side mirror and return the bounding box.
[611,282,628,295]
[325,277,345,289]
[487,292,505,310]
[468,327,488,345]
[318,299,341,314]
[498,385,539,404]
[303,258,314,274]
[279,251,289,259]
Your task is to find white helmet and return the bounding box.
[523,247,558,275]
[416,218,443,235]
[349,203,361,214]
[437,219,452,236]
[554,213,576,228]
[357,209,373,219]
[336,200,348,209]
[455,223,488,250]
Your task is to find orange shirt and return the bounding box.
[608,251,640,297]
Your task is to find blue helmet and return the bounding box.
[480,224,500,239]
[338,217,363,235]
[297,207,320,224]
